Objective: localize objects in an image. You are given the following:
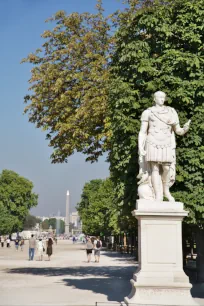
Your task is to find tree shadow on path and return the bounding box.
[8,265,202,301]
[61,277,130,301]
[6,266,136,302]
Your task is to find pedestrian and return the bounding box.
[72,236,76,244]
[54,237,57,244]
[15,238,19,251]
[20,238,24,251]
[29,234,36,260]
[6,237,11,248]
[1,236,5,247]
[37,238,45,261]
[94,236,102,263]
[46,237,53,261]
[86,238,93,263]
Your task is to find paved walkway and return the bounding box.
[0,240,203,306]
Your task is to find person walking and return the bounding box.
[1,236,5,247]
[37,238,44,261]
[86,238,93,263]
[29,234,36,260]
[15,238,19,251]
[6,237,11,248]
[20,238,24,251]
[94,236,102,263]
[46,237,53,261]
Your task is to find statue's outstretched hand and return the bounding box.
[183,119,191,133]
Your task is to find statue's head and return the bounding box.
[153,91,166,106]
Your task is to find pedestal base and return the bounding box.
[125,282,194,306]
[124,200,197,306]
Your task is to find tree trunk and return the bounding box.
[196,227,204,282]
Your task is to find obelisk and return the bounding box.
[65,190,70,235]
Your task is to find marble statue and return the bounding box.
[138,91,191,201]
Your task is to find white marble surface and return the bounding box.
[125,200,197,306]
[138,91,191,202]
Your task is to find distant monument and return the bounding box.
[65,190,70,235]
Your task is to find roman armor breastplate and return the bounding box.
[147,108,173,147]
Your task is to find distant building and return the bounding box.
[36,216,65,222]
[36,212,82,229]
[70,211,81,228]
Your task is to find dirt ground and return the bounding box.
[0,240,203,306]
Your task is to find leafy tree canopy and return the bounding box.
[22,0,113,163]
[42,218,65,234]
[23,0,203,226]
[77,178,120,235]
[0,170,38,235]
[23,214,41,230]
[109,0,204,224]
[0,203,19,235]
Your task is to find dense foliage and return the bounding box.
[23,214,41,230]
[23,0,203,226]
[22,1,112,163]
[109,0,204,225]
[41,218,65,234]
[0,170,38,235]
[77,179,120,235]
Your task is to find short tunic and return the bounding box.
[141,106,178,163]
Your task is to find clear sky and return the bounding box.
[0,0,125,216]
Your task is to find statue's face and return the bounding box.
[154,92,166,106]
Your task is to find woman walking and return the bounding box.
[86,238,93,263]
[46,238,53,261]
[6,237,11,248]
[37,238,44,261]
[20,238,24,251]
[15,238,19,251]
[1,236,5,247]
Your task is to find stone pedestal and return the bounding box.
[124,200,197,306]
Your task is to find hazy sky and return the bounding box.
[0,0,125,216]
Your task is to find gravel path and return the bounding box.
[0,240,203,306]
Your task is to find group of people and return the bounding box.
[86,236,102,263]
[0,236,24,250]
[15,237,25,251]
[1,236,11,248]
[29,234,54,261]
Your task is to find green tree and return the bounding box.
[0,203,19,235]
[109,0,204,223]
[23,214,41,230]
[22,1,113,163]
[109,0,204,280]
[41,218,65,234]
[48,218,57,230]
[0,170,38,235]
[77,178,119,235]
[42,219,49,230]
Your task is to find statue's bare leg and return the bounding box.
[162,164,175,202]
[151,162,163,201]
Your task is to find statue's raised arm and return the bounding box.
[137,91,191,202]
